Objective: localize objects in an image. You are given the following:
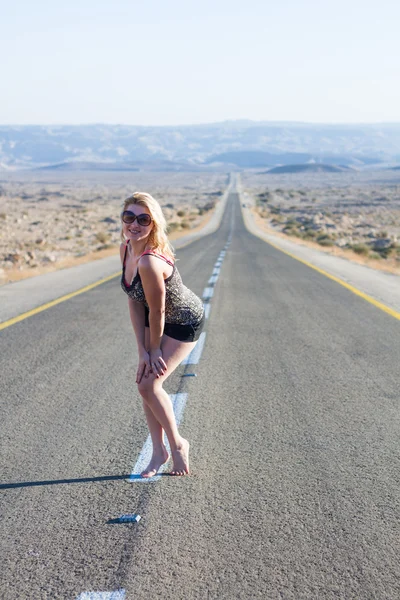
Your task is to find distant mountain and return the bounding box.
[36,159,208,172]
[38,161,140,172]
[205,151,313,167]
[1,122,400,170]
[205,151,365,168]
[265,164,352,174]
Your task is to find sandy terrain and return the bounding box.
[0,171,227,284]
[241,170,400,275]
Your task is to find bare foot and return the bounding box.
[170,439,190,476]
[141,447,170,478]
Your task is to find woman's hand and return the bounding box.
[149,348,167,378]
[136,349,151,384]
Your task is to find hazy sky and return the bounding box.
[1,0,400,125]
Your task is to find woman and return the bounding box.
[120,192,205,477]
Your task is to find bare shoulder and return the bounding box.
[138,253,164,273]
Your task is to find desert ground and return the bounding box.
[240,170,400,275]
[2,168,400,283]
[0,171,228,284]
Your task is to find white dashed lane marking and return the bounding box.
[77,204,234,598]
[202,287,214,300]
[182,332,207,365]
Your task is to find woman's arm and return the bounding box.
[120,242,151,382]
[120,242,147,351]
[128,298,152,383]
[139,256,166,351]
[139,256,168,377]
[128,298,146,352]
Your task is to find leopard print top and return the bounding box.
[121,243,204,326]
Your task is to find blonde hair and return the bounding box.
[120,192,175,260]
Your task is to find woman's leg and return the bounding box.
[138,332,197,476]
[139,328,169,477]
[141,399,169,477]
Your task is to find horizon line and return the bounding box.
[1,119,400,128]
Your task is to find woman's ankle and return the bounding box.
[169,436,188,452]
[151,442,168,455]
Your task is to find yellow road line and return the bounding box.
[0,272,120,331]
[245,218,400,322]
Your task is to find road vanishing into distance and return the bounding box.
[1,192,400,599]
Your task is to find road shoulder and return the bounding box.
[0,183,232,324]
[239,185,400,315]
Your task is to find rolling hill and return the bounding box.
[265,164,352,174]
[1,121,399,170]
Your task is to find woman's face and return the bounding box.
[122,203,154,244]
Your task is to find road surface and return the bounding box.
[1,193,399,599]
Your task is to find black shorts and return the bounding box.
[144,307,205,342]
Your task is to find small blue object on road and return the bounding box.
[117,513,141,523]
[182,373,197,377]
[76,589,126,599]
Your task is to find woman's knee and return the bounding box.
[137,375,161,398]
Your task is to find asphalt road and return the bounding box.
[1,193,400,600]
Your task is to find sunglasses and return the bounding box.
[121,211,152,227]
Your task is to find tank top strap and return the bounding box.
[140,251,174,267]
[123,241,130,267]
